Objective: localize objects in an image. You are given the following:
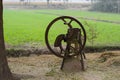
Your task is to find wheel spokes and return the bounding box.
[45,16,86,58]
[61,18,73,28]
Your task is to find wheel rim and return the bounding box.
[45,16,86,58]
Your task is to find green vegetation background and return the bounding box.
[4,9,120,47]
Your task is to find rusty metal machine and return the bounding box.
[45,16,86,70]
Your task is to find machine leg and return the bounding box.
[80,52,85,71]
[61,44,70,70]
[60,56,66,70]
[82,51,86,59]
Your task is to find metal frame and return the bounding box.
[45,16,86,70]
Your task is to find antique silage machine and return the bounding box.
[45,16,86,70]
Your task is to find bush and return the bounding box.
[83,21,99,47]
[91,0,120,13]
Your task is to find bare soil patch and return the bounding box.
[8,51,120,80]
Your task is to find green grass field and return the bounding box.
[3,9,120,47]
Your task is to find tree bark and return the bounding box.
[47,0,50,5]
[0,0,15,80]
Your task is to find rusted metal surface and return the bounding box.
[45,16,86,70]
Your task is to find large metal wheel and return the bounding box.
[45,16,86,58]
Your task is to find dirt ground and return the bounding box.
[8,51,120,80]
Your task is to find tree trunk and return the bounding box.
[0,0,15,80]
[47,0,50,5]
